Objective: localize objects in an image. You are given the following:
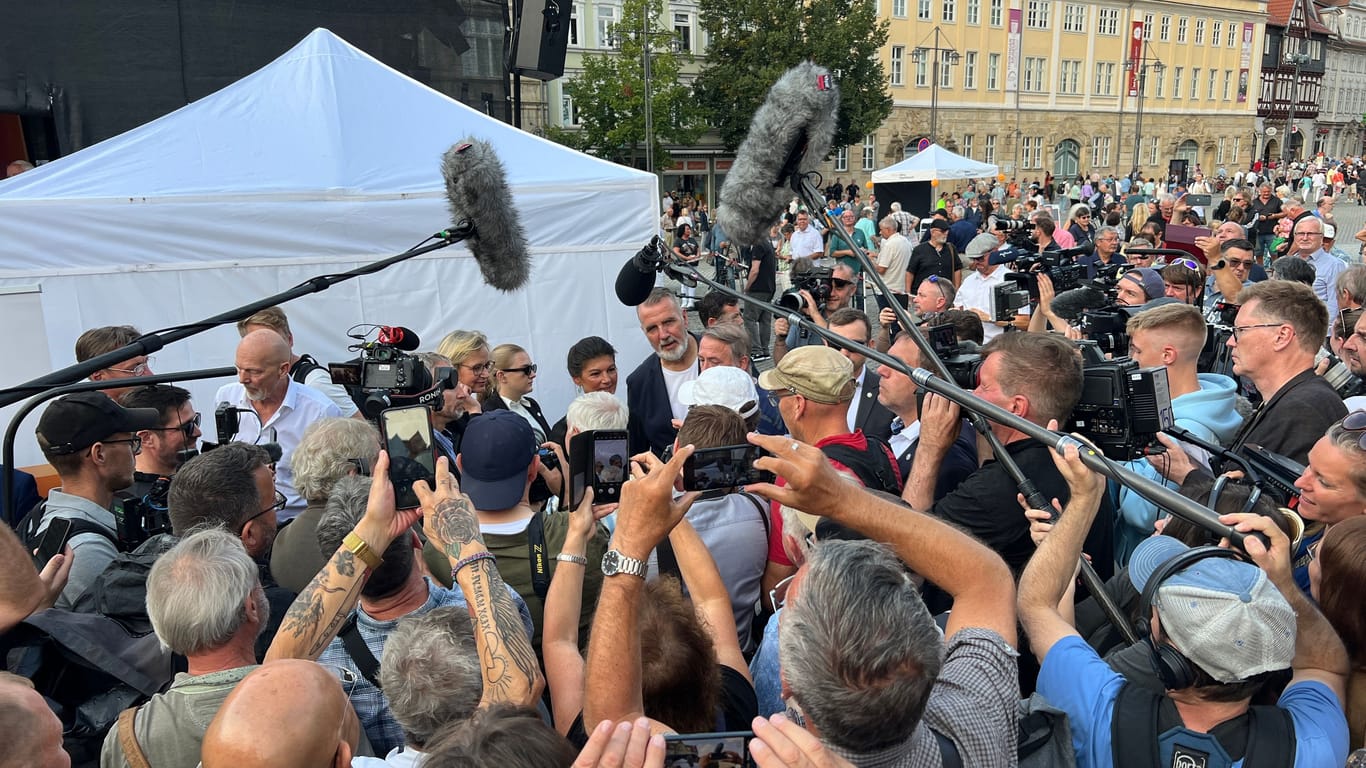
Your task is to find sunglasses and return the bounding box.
[500,364,538,376]
[1225,257,1256,268]
[149,412,202,440]
[321,664,360,701]
[766,387,800,408]
[831,278,854,289]
[1167,258,1201,271]
[769,572,796,612]
[1341,411,1366,450]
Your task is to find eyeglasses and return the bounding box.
[1230,323,1282,341]
[321,664,360,702]
[500,364,538,376]
[766,387,800,408]
[1294,231,1324,238]
[239,489,287,532]
[460,362,494,374]
[346,457,373,476]
[106,357,155,376]
[149,412,202,439]
[769,572,797,612]
[101,436,143,455]
[831,278,854,289]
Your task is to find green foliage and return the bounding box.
[694,0,891,152]
[545,0,706,166]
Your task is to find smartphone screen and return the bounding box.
[683,444,774,492]
[663,731,755,768]
[34,517,74,566]
[590,432,629,502]
[379,405,436,509]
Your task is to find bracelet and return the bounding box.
[555,552,588,566]
[342,532,382,571]
[452,550,496,578]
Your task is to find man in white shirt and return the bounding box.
[955,230,1029,340]
[215,330,342,520]
[789,212,825,261]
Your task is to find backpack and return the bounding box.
[69,534,178,635]
[1110,680,1294,768]
[17,501,122,555]
[289,352,325,385]
[819,437,901,496]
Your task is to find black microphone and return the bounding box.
[614,237,672,306]
[716,63,840,246]
[1057,240,1095,259]
[441,139,531,291]
[1050,285,1111,323]
[377,326,422,351]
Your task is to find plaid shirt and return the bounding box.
[318,578,535,755]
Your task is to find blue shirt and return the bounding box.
[1038,635,1348,768]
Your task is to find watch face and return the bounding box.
[602,550,621,576]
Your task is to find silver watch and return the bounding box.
[601,549,648,579]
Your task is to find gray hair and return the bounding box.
[1338,266,1366,306]
[702,322,751,364]
[316,475,414,598]
[1069,203,1092,221]
[147,528,263,655]
[380,607,481,747]
[951,205,965,219]
[1095,225,1121,241]
[292,417,380,503]
[780,539,942,753]
[879,215,898,230]
[566,391,629,433]
[1158,193,1177,206]
[890,201,903,212]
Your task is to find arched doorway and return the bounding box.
[1175,140,1198,169]
[1263,138,1280,162]
[1053,139,1080,180]
[903,138,928,160]
[1287,130,1304,161]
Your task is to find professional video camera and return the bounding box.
[113,476,173,548]
[1317,349,1365,398]
[1076,305,1140,357]
[1068,343,1174,460]
[927,323,982,389]
[1198,300,1239,377]
[778,264,836,313]
[998,252,1085,303]
[328,325,459,420]
[989,279,1032,323]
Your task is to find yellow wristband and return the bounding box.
[343,532,383,571]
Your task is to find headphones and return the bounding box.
[1133,544,1246,691]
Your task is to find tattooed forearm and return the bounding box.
[464,560,541,706]
[266,549,366,662]
[430,496,483,556]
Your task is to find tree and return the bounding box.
[543,0,706,168]
[694,0,891,152]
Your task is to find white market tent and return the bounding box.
[0,28,658,465]
[872,143,999,183]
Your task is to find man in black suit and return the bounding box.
[626,288,700,456]
[826,307,894,442]
[876,332,978,500]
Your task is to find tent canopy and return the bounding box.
[871,143,999,183]
[0,28,657,465]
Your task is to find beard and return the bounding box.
[656,337,689,363]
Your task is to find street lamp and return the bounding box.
[1124,42,1165,179]
[910,27,961,146]
[1283,44,1311,165]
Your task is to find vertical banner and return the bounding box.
[1237,21,1254,102]
[1128,21,1144,97]
[1006,8,1021,93]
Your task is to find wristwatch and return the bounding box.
[601,549,648,579]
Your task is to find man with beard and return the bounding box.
[627,288,700,455]
[118,384,202,501]
[215,329,341,521]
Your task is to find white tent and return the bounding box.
[871,143,999,183]
[0,28,657,465]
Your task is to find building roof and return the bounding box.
[1270,0,1335,34]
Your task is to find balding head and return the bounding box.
[203,660,359,768]
[0,673,67,768]
[235,329,292,402]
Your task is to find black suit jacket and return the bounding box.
[626,338,700,456]
[852,372,895,443]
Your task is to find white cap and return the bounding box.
[678,366,760,419]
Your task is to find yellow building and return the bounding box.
[822,0,1268,190]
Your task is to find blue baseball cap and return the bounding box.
[457,411,537,510]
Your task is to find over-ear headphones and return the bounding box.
[1133,544,1246,691]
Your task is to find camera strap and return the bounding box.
[527,511,550,599]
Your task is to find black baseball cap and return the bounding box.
[36,392,162,455]
[928,219,951,232]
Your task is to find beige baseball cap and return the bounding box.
[757,346,855,405]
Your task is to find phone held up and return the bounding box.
[568,429,629,508]
[682,444,774,493]
[378,404,437,509]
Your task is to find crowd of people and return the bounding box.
[3,157,1366,768]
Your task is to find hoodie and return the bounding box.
[1113,374,1241,565]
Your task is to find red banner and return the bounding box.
[1128,21,1144,97]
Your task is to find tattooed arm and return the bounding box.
[417,456,544,707]
[266,452,419,662]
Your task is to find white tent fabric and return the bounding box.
[0,28,657,465]
[871,143,999,183]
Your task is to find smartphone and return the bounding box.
[682,444,774,492]
[34,518,73,567]
[378,405,436,509]
[568,429,629,507]
[1185,193,1212,207]
[662,731,755,768]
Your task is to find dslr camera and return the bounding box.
[328,326,458,420]
[779,264,836,314]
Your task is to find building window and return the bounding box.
[1154,66,1166,97]
[674,12,692,52]
[1024,57,1048,92]
[1208,69,1217,100]
[863,134,876,170]
[963,134,974,159]
[967,0,980,25]
[1160,16,1171,41]
[1217,137,1226,165]
[1194,18,1205,45]
[1177,17,1188,44]
[1212,20,1221,46]
[891,45,905,86]
[569,4,580,45]
[1063,4,1086,33]
[596,4,616,48]
[1144,13,1154,40]
[1059,60,1081,94]
[940,58,953,87]
[987,53,1001,89]
[1098,8,1119,35]
[917,0,931,20]
[1191,67,1200,99]
[990,0,1003,26]
[964,51,978,88]
[1093,62,1115,95]
[1227,22,1236,47]
[1091,136,1111,167]
[985,134,997,164]
[1023,136,1043,169]
[892,0,906,16]
[1026,0,1049,29]
[1233,136,1241,163]
[1148,136,1159,166]
[562,94,579,125]
[942,0,955,22]
[835,147,849,172]
[1221,69,1231,100]
[1173,66,1183,98]
[916,56,928,86]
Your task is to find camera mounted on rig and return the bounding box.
[926,323,983,389]
[113,476,174,548]
[779,262,836,314]
[1068,342,1174,461]
[328,325,458,420]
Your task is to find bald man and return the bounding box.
[203,660,360,768]
[0,672,68,768]
[215,329,341,520]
